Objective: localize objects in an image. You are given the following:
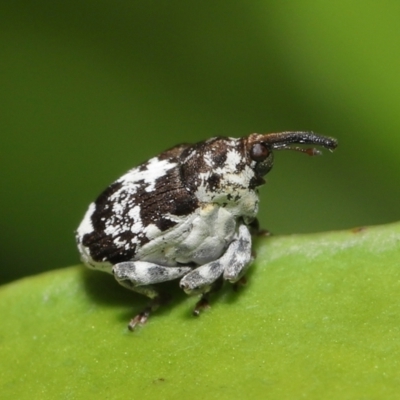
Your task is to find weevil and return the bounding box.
[76,131,337,330]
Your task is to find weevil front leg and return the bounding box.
[112,261,192,330]
[179,224,253,314]
[222,224,253,283]
[248,217,272,237]
[191,277,224,316]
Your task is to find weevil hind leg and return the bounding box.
[112,261,192,330]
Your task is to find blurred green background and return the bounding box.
[1,1,400,284]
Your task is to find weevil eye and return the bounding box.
[250,143,270,162]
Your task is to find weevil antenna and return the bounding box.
[272,145,323,156]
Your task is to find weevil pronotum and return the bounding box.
[76,131,337,330]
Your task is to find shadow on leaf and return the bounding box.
[79,262,256,328]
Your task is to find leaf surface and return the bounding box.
[1,222,400,399]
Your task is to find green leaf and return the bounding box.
[1,222,400,399]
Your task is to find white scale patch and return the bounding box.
[118,157,177,193]
[76,202,95,238]
[222,149,242,172]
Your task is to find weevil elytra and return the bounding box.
[76,131,337,330]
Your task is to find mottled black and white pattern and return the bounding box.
[76,131,337,329]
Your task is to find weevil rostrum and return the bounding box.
[76,131,337,330]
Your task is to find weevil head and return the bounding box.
[180,132,337,219]
[245,131,338,178]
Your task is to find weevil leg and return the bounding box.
[179,260,225,296]
[112,261,192,329]
[193,295,210,316]
[180,224,253,294]
[180,224,253,316]
[113,261,193,287]
[248,217,272,237]
[192,277,224,316]
[222,224,253,283]
[125,288,171,331]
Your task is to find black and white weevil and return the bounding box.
[76,131,337,330]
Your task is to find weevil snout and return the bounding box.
[246,131,338,176]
